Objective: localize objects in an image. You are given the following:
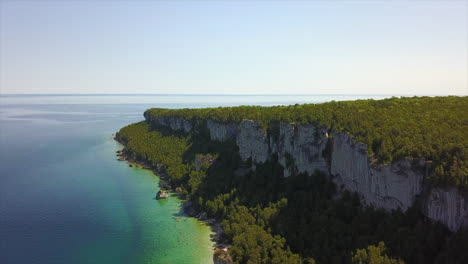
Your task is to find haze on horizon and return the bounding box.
[0,1,467,96]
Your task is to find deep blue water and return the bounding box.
[0,94,394,264]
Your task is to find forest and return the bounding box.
[145,96,468,189]
[116,96,468,264]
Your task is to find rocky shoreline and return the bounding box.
[114,137,232,264]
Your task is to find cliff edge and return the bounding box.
[146,114,468,232]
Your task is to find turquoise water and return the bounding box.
[0,94,395,264]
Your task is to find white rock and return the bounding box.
[236,120,269,164]
[270,123,328,177]
[207,119,237,141]
[146,114,468,231]
[151,116,192,133]
[424,188,468,232]
[331,131,424,210]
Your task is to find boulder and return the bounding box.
[156,190,169,199]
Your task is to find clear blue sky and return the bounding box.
[1,1,467,95]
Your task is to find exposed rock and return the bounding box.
[147,115,192,133]
[194,157,203,171]
[159,179,172,190]
[207,119,238,141]
[270,122,328,177]
[194,154,216,171]
[236,121,328,176]
[183,200,198,217]
[156,190,169,199]
[213,247,233,264]
[175,187,187,199]
[237,120,269,165]
[331,132,424,210]
[145,114,468,231]
[198,212,208,220]
[423,188,468,232]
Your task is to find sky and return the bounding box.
[0,1,467,95]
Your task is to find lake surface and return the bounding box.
[0,94,394,264]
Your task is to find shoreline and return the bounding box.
[114,136,232,263]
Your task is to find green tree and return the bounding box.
[352,242,404,264]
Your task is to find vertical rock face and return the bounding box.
[424,188,468,232]
[331,132,424,210]
[236,120,269,164]
[147,116,193,133]
[235,121,328,175]
[145,114,468,231]
[292,125,329,175]
[207,119,238,141]
[194,156,203,171]
[270,123,328,177]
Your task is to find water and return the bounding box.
[0,94,394,264]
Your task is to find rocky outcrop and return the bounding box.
[146,115,192,133]
[331,132,425,211]
[207,119,238,141]
[156,190,169,199]
[270,123,328,177]
[424,188,468,232]
[194,154,217,171]
[213,247,233,264]
[237,120,270,164]
[235,121,328,176]
[145,114,468,231]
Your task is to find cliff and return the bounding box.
[146,115,468,232]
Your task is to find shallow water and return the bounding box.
[0,94,394,264]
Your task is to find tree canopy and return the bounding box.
[117,96,468,264]
[145,96,468,189]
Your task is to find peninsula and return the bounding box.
[116,96,468,264]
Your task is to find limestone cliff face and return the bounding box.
[146,114,467,231]
[331,132,424,211]
[424,188,468,231]
[237,120,270,164]
[232,120,328,175]
[269,122,328,177]
[207,119,238,142]
[144,114,192,133]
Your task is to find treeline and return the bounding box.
[116,117,468,264]
[145,96,468,189]
[192,154,459,264]
[116,122,304,263]
[116,121,190,184]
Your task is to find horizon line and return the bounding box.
[1,93,465,97]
